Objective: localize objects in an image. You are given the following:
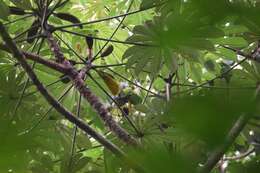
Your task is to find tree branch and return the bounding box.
[200,114,250,173]
[45,30,138,145]
[0,43,69,73]
[223,147,255,161]
[1,24,145,173]
[0,21,125,157]
[23,51,69,73]
[221,45,260,63]
[88,73,141,136]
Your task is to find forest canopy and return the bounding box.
[1,0,260,172]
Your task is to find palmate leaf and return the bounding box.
[0,111,62,172]
[123,0,257,85]
[122,6,227,78]
[0,68,29,115]
[123,45,164,78]
[123,20,172,78]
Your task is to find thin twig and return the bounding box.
[172,83,256,90]
[54,32,85,62]
[23,75,71,98]
[12,37,44,120]
[46,0,68,19]
[92,0,134,61]
[15,34,44,43]
[57,29,154,47]
[104,5,132,32]
[142,77,154,104]
[93,63,127,68]
[19,84,74,135]
[173,57,248,96]
[13,24,40,40]
[4,14,34,26]
[41,0,49,29]
[223,147,255,161]
[53,3,159,31]
[68,94,82,172]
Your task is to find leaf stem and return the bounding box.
[57,29,155,47]
[53,4,159,31]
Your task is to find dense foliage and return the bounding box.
[1,0,260,172]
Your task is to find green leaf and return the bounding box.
[72,157,90,173]
[140,0,159,9]
[10,0,32,10]
[0,0,9,21]
[223,25,249,35]
[213,37,249,48]
[134,104,149,113]
[9,6,26,15]
[166,90,255,147]
[216,47,237,60]
[128,93,142,105]
[54,12,82,29]
[76,133,92,149]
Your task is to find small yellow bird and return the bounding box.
[76,42,82,53]
[97,70,120,96]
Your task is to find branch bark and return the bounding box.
[223,147,254,161]
[0,43,68,73]
[45,30,137,145]
[200,114,250,173]
[0,23,145,172]
[0,22,125,157]
[23,51,69,73]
